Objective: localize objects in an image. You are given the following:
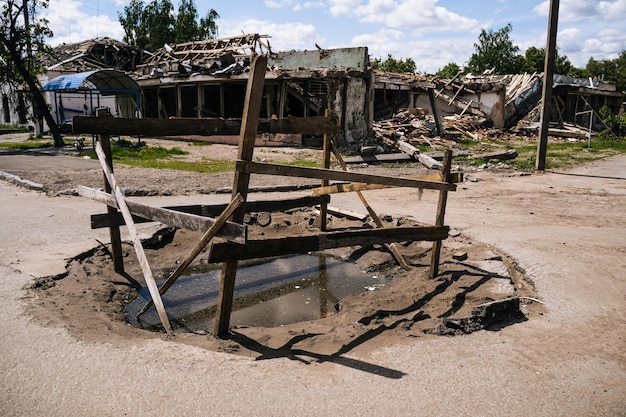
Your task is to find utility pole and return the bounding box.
[536,0,560,170]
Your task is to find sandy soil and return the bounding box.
[1,137,625,416]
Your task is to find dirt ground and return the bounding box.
[1,136,538,356]
[1,135,625,416]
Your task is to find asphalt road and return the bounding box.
[1,154,625,416]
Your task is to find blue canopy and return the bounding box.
[42,69,139,95]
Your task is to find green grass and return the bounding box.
[453,134,626,171]
[80,142,236,173]
[0,124,29,133]
[0,139,52,149]
[122,157,235,173]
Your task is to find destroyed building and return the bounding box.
[133,34,374,145]
[2,34,623,146]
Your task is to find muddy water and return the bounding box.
[126,254,388,332]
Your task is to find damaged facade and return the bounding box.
[134,34,372,145]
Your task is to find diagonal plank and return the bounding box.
[311,172,463,196]
[237,160,456,191]
[329,141,410,270]
[77,186,246,244]
[94,142,173,334]
[135,194,244,320]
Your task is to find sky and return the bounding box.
[42,0,626,74]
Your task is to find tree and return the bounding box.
[522,46,574,74]
[583,51,626,93]
[119,0,149,50]
[174,0,199,43]
[436,62,463,79]
[371,54,417,74]
[143,0,175,51]
[199,9,220,40]
[118,0,220,51]
[467,23,523,74]
[0,0,62,146]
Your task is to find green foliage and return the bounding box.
[1,0,62,146]
[436,62,463,79]
[371,54,417,74]
[467,23,523,74]
[199,9,220,40]
[1,0,53,81]
[581,51,626,93]
[521,46,573,74]
[118,0,219,51]
[124,158,234,173]
[598,105,626,139]
[0,140,52,149]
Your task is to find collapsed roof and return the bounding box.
[42,37,150,73]
[136,34,272,78]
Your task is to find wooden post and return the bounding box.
[96,108,124,273]
[318,109,332,231]
[428,89,444,136]
[214,55,268,337]
[536,0,560,170]
[95,142,173,334]
[429,149,453,278]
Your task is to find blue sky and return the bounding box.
[43,0,626,74]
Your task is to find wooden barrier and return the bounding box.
[74,54,456,336]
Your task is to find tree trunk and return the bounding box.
[1,35,63,147]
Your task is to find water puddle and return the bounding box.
[126,254,388,332]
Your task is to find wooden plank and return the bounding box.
[476,149,518,161]
[429,149,453,279]
[94,142,173,334]
[72,115,337,136]
[324,205,368,221]
[208,226,449,262]
[96,108,124,274]
[135,194,244,320]
[342,153,413,164]
[215,54,268,337]
[237,160,456,192]
[311,172,463,196]
[89,195,331,229]
[397,140,442,169]
[77,186,246,244]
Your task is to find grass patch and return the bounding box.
[188,141,213,147]
[0,140,52,150]
[275,157,322,168]
[454,134,626,170]
[120,157,235,173]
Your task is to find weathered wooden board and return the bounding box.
[237,160,456,192]
[312,172,463,196]
[72,115,337,136]
[342,153,413,164]
[78,186,246,243]
[90,195,331,228]
[208,226,449,262]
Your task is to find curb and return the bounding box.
[0,171,45,192]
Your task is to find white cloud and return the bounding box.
[330,0,479,32]
[534,0,626,22]
[44,0,124,46]
[328,0,364,17]
[265,0,290,8]
[352,28,474,73]
[221,19,321,52]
